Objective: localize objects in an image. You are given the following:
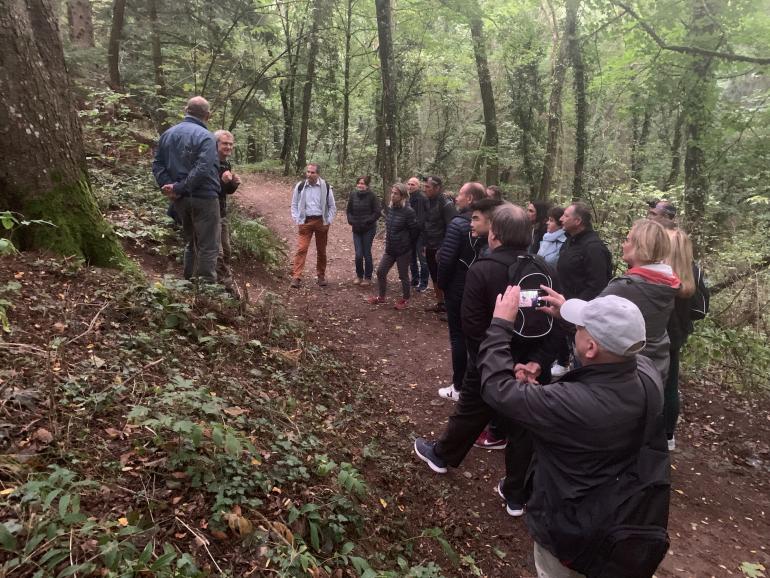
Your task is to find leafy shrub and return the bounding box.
[228,207,286,270]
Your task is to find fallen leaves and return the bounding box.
[33,428,53,444]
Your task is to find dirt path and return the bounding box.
[233,173,769,578]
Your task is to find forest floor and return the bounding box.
[224,172,769,578]
[2,170,768,577]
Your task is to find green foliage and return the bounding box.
[741,562,767,578]
[0,211,55,256]
[228,207,287,270]
[0,280,21,333]
[1,466,202,576]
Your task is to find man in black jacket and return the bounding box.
[436,182,486,400]
[407,177,430,290]
[415,204,559,516]
[422,176,457,312]
[214,130,241,296]
[478,288,669,578]
[557,202,612,301]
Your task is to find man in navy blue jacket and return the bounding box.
[153,96,221,283]
[436,182,486,400]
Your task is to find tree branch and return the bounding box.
[710,256,770,296]
[613,0,770,65]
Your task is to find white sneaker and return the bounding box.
[438,385,460,401]
[551,363,569,378]
[667,437,676,451]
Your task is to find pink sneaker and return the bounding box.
[394,298,409,310]
[367,295,386,304]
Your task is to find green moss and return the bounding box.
[19,174,129,269]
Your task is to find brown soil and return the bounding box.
[226,172,770,577]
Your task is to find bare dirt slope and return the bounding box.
[232,172,769,578]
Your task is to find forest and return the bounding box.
[1,0,770,574]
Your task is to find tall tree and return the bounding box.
[681,0,720,253]
[629,100,651,191]
[468,4,498,185]
[0,0,125,265]
[565,0,587,200]
[295,0,323,173]
[375,0,398,187]
[539,33,567,198]
[148,0,168,131]
[107,0,127,90]
[66,0,94,48]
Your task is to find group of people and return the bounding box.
[155,97,708,578]
[288,167,705,577]
[152,96,242,298]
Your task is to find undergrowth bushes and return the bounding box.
[0,264,459,576]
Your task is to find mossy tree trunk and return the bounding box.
[0,0,126,267]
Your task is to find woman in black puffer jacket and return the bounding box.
[367,183,419,310]
[346,175,381,286]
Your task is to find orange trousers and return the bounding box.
[292,217,329,279]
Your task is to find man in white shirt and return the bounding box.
[290,163,336,287]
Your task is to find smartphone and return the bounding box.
[519,289,546,308]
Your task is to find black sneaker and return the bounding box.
[414,438,447,474]
[496,479,525,517]
[415,285,429,293]
[411,279,420,287]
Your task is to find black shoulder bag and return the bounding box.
[569,370,671,578]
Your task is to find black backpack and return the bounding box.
[488,253,555,340]
[296,179,332,205]
[689,263,709,321]
[562,367,671,578]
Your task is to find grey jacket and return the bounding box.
[599,265,679,381]
[290,178,337,225]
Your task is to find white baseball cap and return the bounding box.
[561,295,646,357]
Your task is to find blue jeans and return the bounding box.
[352,227,376,279]
[410,235,429,287]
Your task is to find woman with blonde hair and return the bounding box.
[599,219,681,381]
[367,183,419,310]
[664,228,707,450]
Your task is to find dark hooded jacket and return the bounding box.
[437,209,486,300]
[423,193,457,250]
[557,228,613,300]
[384,205,419,257]
[346,188,381,234]
[600,265,680,381]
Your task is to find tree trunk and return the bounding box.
[663,110,684,191]
[375,0,398,187]
[148,0,168,131]
[107,0,127,91]
[295,0,323,174]
[539,36,567,198]
[340,0,353,179]
[469,11,498,185]
[566,0,586,200]
[630,104,651,192]
[66,0,94,48]
[508,33,544,197]
[0,0,125,266]
[681,0,720,255]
